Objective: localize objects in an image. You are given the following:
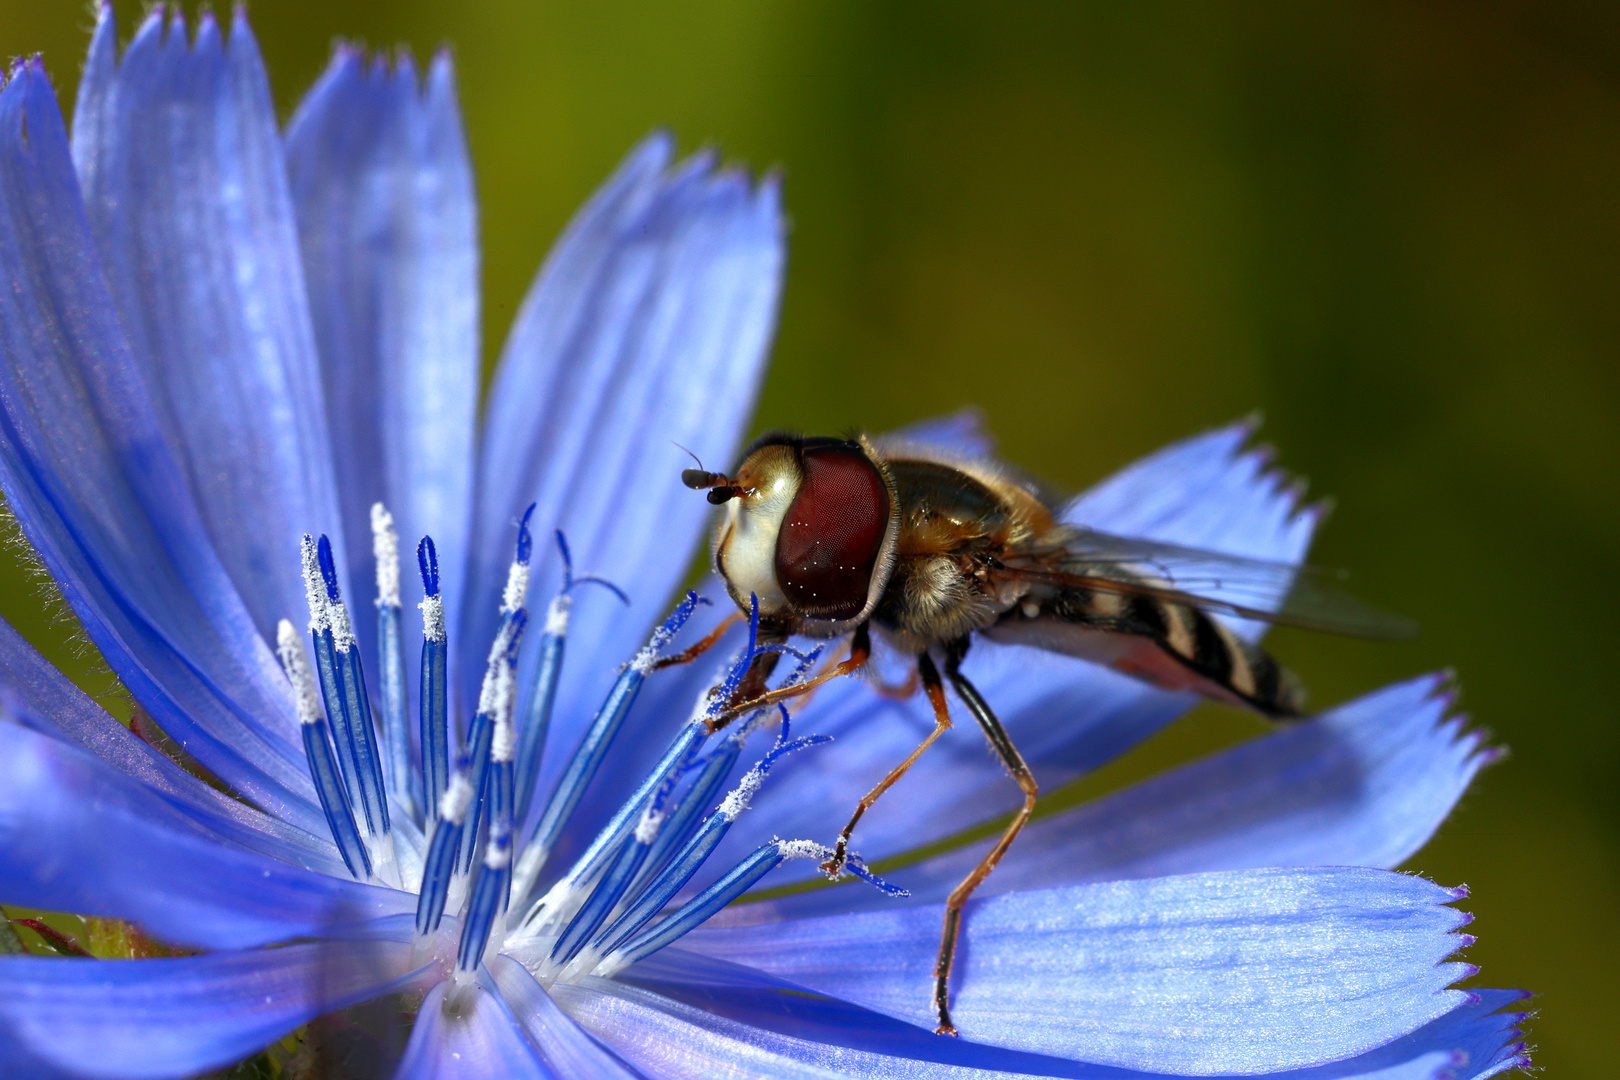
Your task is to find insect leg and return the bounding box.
[652,610,744,670]
[820,652,953,878]
[934,639,1038,1037]
[872,667,920,701]
[774,643,859,717]
[708,623,871,733]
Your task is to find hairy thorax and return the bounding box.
[873,457,1052,650]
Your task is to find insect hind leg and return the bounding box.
[935,638,1038,1037]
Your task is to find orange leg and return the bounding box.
[932,645,1037,1037]
[872,668,920,701]
[707,623,871,733]
[820,652,952,878]
[652,610,743,670]
[779,643,856,718]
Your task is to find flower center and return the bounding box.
[273,502,899,989]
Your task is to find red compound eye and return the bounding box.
[774,441,890,620]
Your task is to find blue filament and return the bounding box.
[521,592,706,870]
[554,529,632,605]
[513,531,632,836]
[308,629,359,809]
[522,665,641,866]
[415,756,471,938]
[546,733,709,969]
[456,709,495,876]
[622,739,742,901]
[376,598,417,824]
[458,758,515,973]
[301,717,372,880]
[514,504,535,567]
[418,537,449,824]
[521,719,708,918]
[844,854,911,898]
[418,535,440,593]
[459,606,529,873]
[588,691,831,956]
[590,717,829,960]
[457,828,513,972]
[548,816,649,969]
[414,814,464,937]
[593,809,729,960]
[609,842,785,968]
[314,535,389,838]
[335,642,389,837]
[514,630,564,831]
[709,594,763,714]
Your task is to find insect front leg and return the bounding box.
[707,623,872,732]
[934,638,1038,1037]
[820,651,954,878]
[652,610,744,670]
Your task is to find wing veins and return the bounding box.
[997,527,1416,640]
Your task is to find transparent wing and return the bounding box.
[996,525,1417,640]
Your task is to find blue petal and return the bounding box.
[730,674,1490,921]
[1273,989,1532,1080]
[488,955,641,1079]
[881,408,997,459]
[286,47,478,678]
[0,55,324,830]
[0,722,407,947]
[71,7,346,639]
[394,978,550,1080]
[1065,417,1316,561]
[681,867,1474,1074]
[466,135,783,793]
[688,418,1322,889]
[0,616,341,872]
[562,950,1525,1079]
[0,940,432,1080]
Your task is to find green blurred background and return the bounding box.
[3,1,1616,1074]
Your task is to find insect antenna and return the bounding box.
[677,445,744,503]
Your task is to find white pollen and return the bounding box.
[718,764,766,822]
[476,620,520,719]
[484,819,513,869]
[689,686,722,726]
[545,594,573,636]
[775,838,833,862]
[300,534,355,651]
[440,772,473,823]
[501,559,531,616]
[275,619,324,726]
[419,593,446,643]
[633,804,665,845]
[370,503,401,609]
[328,600,356,653]
[630,645,659,676]
[299,535,330,634]
[491,702,517,765]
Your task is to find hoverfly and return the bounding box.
[680,426,1410,1036]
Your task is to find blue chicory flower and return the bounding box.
[0,6,1531,1079]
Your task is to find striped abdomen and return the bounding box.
[985,577,1306,719]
